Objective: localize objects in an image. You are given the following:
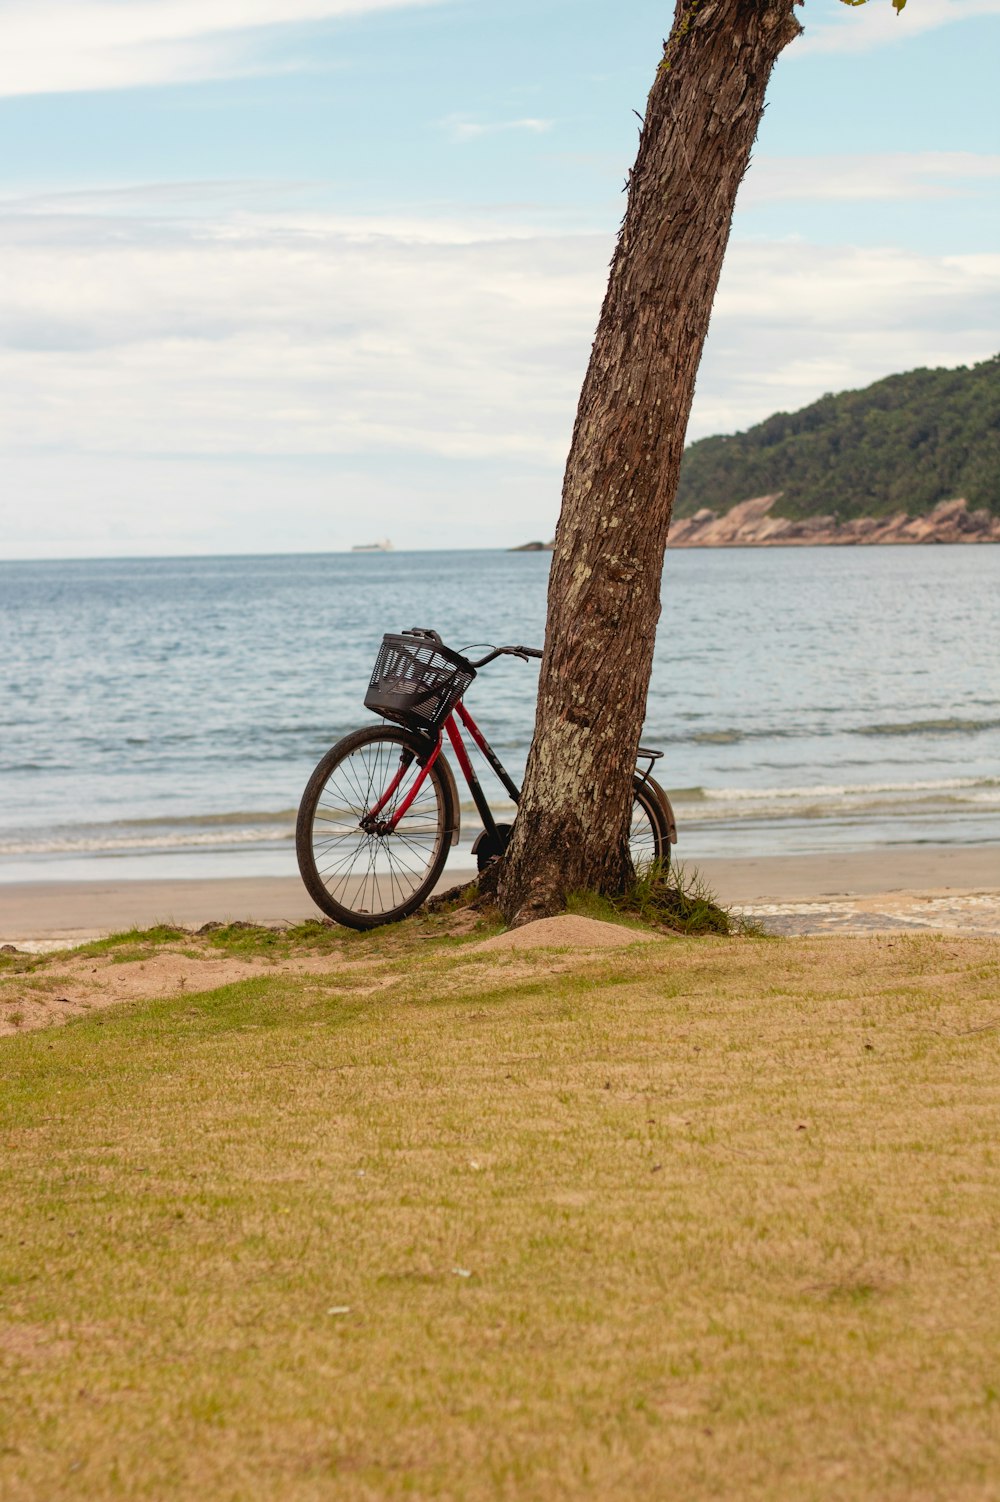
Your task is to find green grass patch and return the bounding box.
[75,923,192,957]
[2,931,999,1498]
[614,858,759,936]
[52,912,496,968]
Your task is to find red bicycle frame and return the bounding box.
[376,700,519,842]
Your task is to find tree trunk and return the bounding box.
[496,0,801,925]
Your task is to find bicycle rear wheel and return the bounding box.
[296,725,455,930]
[630,775,672,873]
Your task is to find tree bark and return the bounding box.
[496,0,801,925]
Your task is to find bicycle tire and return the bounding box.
[631,774,672,873]
[296,725,456,930]
[471,775,672,875]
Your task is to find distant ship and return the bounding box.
[351,538,394,553]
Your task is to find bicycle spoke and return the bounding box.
[298,729,449,924]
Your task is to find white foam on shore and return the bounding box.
[6,937,103,953]
[3,775,998,862]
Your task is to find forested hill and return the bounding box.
[675,356,1000,522]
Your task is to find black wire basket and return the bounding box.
[364,631,476,734]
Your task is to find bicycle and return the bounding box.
[296,627,677,930]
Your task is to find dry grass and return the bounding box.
[1,926,999,1500]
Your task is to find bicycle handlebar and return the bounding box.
[404,628,541,670]
[467,644,543,668]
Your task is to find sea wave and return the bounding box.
[122,809,299,829]
[647,714,1000,748]
[666,776,1000,825]
[689,730,747,745]
[684,775,999,803]
[5,773,998,859]
[856,717,1000,738]
[0,825,295,857]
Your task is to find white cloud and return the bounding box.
[693,240,1000,436]
[443,116,554,142]
[0,193,997,550]
[798,0,1000,55]
[0,203,599,468]
[741,152,1000,204]
[0,0,444,97]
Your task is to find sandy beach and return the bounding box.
[2,844,998,947]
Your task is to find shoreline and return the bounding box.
[1,844,998,946]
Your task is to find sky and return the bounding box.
[1,0,998,557]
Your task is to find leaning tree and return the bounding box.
[495,0,903,926]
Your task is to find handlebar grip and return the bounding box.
[404,626,445,648]
[515,646,543,659]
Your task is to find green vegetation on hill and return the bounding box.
[676,355,1000,522]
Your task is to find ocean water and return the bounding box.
[1,547,998,882]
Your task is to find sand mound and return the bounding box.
[471,914,659,953]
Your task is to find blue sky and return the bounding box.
[1,0,998,556]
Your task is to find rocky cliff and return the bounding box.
[667,495,1000,548]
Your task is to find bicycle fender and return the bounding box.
[660,791,678,846]
[644,774,678,845]
[435,747,462,846]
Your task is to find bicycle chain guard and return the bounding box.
[472,822,514,872]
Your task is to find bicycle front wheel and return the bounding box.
[296,725,455,930]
